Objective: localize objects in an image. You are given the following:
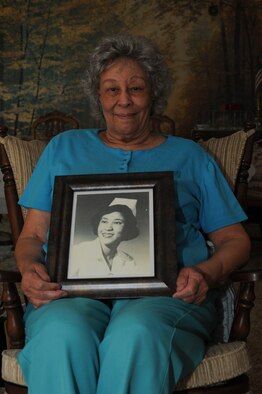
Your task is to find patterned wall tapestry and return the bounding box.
[1,0,262,137]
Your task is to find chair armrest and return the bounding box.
[1,280,25,349]
[228,257,262,341]
[0,253,22,283]
[0,249,45,283]
[0,268,24,348]
[230,260,262,282]
[0,269,21,283]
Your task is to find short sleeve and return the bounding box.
[199,156,247,234]
[18,140,54,212]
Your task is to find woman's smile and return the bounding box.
[115,113,136,119]
[101,232,114,238]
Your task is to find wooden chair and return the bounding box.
[0,123,261,394]
[32,110,80,141]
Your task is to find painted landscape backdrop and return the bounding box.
[1,0,262,137]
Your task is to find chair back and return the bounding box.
[192,122,257,211]
[0,126,22,245]
[0,111,80,245]
[32,110,80,141]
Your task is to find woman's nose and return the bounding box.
[117,89,132,106]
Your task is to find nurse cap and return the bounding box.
[109,197,137,217]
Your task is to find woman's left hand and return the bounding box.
[172,223,251,305]
[172,266,209,305]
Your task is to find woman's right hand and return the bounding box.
[21,261,67,308]
[15,209,67,308]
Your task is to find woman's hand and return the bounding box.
[172,266,209,305]
[15,209,68,308]
[21,261,67,308]
[173,223,251,305]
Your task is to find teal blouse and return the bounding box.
[19,129,247,268]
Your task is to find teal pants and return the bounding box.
[18,296,217,394]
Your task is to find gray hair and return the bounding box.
[84,34,172,119]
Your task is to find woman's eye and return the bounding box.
[107,87,119,93]
[114,220,124,225]
[130,86,144,92]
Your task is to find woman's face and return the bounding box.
[99,57,152,141]
[97,211,125,247]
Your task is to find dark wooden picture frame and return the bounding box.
[46,171,177,299]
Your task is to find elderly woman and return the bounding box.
[15,34,250,394]
[69,201,139,278]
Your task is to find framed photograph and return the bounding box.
[46,171,177,299]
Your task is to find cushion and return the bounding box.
[2,349,26,387]
[0,136,47,218]
[212,283,235,343]
[199,129,255,190]
[175,341,250,391]
[2,342,250,390]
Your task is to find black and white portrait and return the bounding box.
[67,190,154,279]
